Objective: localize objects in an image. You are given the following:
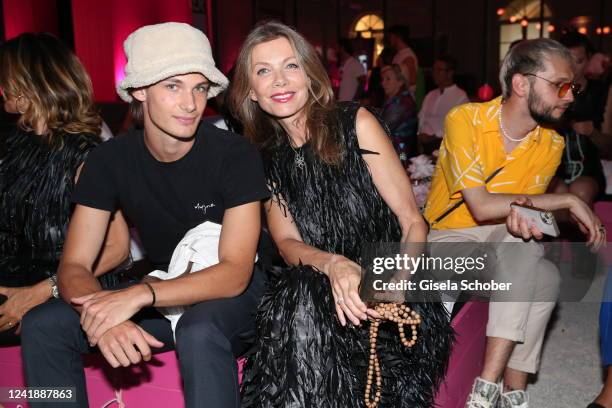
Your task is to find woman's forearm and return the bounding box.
[400,216,428,243]
[276,238,344,276]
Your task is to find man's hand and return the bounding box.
[506,197,544,240]
[573,121,594,136]
[73,285,152,346]
[0,280,51,333]
[97,321,164,368]
[567,195,606,252]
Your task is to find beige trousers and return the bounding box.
[428,224,560,373]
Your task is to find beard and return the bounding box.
[527,89,567,127]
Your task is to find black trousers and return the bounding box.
[20,267,265,408]
[0,325,19,347]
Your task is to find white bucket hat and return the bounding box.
[117,22,228,102]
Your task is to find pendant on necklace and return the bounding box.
[294,153,306,169]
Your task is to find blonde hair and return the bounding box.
[0,33,101,141]
[381,64,409,90]
[229,21,342,164]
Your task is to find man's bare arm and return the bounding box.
[73,201,262,343]
[462,186,604,249]
[462,186,575,222]
[92,210,130,277]
[58,205,113,306]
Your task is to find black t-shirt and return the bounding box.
[73,123,269,270]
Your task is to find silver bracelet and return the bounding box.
[49,274,60,298]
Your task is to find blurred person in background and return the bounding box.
[337,38,366,102]
[366,47,395,108]
[418,55,469,155]
[548,32,608,208]
[388,24,419,94]
[380,63,418,167]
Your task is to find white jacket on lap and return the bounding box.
[148,221,257,340]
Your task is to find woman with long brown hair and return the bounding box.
[0,33,128,345]
[230,21,452,407]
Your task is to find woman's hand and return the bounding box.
[72,284,153,346]
[325,256,370,326]
[0,280,52,333]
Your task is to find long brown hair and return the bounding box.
[0,33,101,141]
[229,21,342,164]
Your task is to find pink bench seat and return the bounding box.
[0,302,487,408]
[0,347,243,408]
[433,301,489,408]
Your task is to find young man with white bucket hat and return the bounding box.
[21,22,269,408]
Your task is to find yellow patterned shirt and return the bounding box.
[424,96,565,230]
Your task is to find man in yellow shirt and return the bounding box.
[424,39,606,408]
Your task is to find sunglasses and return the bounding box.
[523,73,581,98]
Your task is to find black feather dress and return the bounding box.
[0,128,99,287]
[241,102,453,407]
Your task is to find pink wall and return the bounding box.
[70,1,115,101]
[3,0,59,40]
[71,0,192,102]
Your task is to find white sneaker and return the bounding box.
[465,377,501,408]
[499,390,529,408]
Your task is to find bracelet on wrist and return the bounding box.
[142,282,156,307]
[49,274,59,299]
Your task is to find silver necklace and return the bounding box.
[499,104,529,142]
[289,140,306,170]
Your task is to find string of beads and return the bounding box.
[365,303,421,408]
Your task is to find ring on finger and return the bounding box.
[336,297,345,305]
[599,224,606,233]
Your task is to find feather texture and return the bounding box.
[0,129,99,286]
[242,266,454,407]
[242,103,454,407]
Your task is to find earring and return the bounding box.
[16,95,27,114]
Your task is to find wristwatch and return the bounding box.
[49,274,59,298]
